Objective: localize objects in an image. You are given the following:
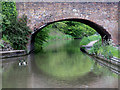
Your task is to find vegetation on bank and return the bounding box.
[80,35,101,46]
[1,2,32,50]
[88,39,120,58]
[45,29,73,42]
[80,35,120,59]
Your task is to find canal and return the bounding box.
[2,40,118,88]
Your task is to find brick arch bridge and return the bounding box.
[16,2,119,52]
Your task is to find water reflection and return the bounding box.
[2,40,118,88]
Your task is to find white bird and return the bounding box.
[18,62,22,66]
[18,60,22,66]
[22,60,27,66]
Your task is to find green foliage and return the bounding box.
[46,29,73,42]
[52,21,96,38]
[2,15,32,50]
[1,1,17,32]
[88,39,120,58]
[0,41,4,48]
[2,35,10,43]
[80,35,101,46]
[35,28,49,53]
[52,22,67,32]
[80,34,119,58]
[97,44,119,58]
[88,38,102,55]
[2,2,17,20]
[1,2,31,50]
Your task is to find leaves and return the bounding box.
[51,21,96,38]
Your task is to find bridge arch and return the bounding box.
[29,18,111,53]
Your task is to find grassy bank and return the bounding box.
[46,29,73,42]
[88,40,120,58]
[80,35,101,46]
[43,29,73,48]
[80,35,120,58]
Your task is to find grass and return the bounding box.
[88,38,120,58]
[80,35,101,46]
[43,29,73,48]
[80,34,120,58]
[47,29,73,42]
[97,45,120,58]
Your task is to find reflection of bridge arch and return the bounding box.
[27,54,118,88]
[29,18,111,52]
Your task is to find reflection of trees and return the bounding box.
[43,39,81,56]
[31,39,118,86]
[31,56,101,86]
[34,50,93,80]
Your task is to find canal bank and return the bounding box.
[80,41,120,67]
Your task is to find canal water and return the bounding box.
[2,40,118,88]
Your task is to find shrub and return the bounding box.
[88,38,102,55]
[1,2,32,50]
[2,15,32,50]
[1,1,17,32]
[89,39,120,59]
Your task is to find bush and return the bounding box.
[1,1,17,32]
[88,38,102,55]
[2,15,32,50]
[1,2,32,50]
[88,39,120,58]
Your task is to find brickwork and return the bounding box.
[16,2,119,52]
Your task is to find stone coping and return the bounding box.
[0,50,27,59]
[0,50,25,54]
[91,56,120,74]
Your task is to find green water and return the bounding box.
[2,40,118,88]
